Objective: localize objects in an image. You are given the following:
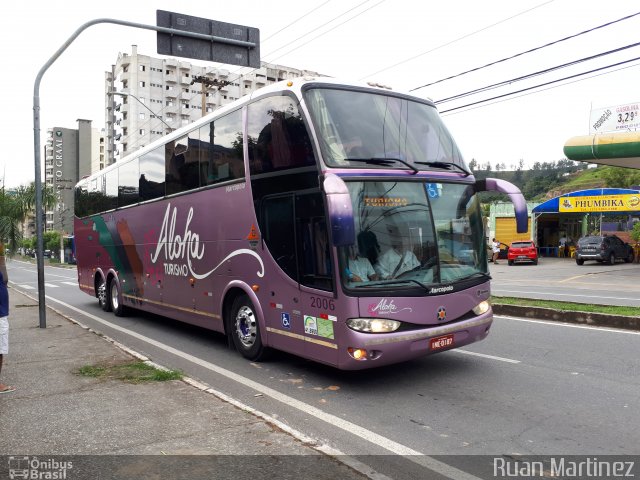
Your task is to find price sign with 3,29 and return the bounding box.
[590,102,640,133]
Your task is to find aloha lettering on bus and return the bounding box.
[150,203,265,280]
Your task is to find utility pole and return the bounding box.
[190,76,230,116]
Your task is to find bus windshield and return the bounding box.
[339,181,486,291]
[305,87,465,171]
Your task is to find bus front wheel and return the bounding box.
[229,295,268,361]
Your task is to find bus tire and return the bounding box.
[97,276,111,312]
[229,295,268,361]
[109,278,128,317]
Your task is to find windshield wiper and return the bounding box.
[345,157,419,175]
[415,161,471,176]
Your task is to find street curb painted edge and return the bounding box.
[493,304,640,331]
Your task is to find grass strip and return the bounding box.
[492,296,640,317]
[78,361,183,383]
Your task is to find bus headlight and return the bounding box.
[346,318,401,333]
[472,300,491,315]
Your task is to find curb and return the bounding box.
[492,304,640,331]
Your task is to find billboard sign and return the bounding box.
[559,194,640,213]
[589,101,640,134]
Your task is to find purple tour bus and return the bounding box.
[74,77,527,370]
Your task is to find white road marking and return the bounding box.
[495,315,640,335]
[493,288,639,303]
[454,349,521,364]
[17,284,34,290]
[36,292,482,480]
[44,283,59,288]
[62,281,78,286]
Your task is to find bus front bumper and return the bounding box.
[337,313,493,370]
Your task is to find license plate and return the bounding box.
[430,334,454,350]
[517,255,528,259]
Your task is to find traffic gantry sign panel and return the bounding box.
[157,10,260,68]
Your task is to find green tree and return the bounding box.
[0,182,57,254]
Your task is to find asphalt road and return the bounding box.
[7,259,640,478]
[489,256,640,307]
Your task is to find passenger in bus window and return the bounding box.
[346,246,379,283]
[375,237,421,279]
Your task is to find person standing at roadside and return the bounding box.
[0,251,13,394]
[491,238,501,264]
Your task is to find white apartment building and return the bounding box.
[105,45,322,165]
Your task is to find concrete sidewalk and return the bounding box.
[0,289,369,478]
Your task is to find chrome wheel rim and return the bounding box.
[111,283,119,310]
[98,281,107,306]
[235,305,257,348]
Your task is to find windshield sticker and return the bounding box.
[304,315,318,335]
[368,298,413,316]
[364,196,409,208]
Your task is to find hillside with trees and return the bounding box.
[469,159,640,203]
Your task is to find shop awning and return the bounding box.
[532,188,640,214]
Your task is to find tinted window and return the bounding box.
[74,182,89,217]
[200,110,244,185]
[247,95,315,175]
[118,158,139,207]
[139,146,165,201]
[166,136,199,195]
[262,195,297,281]
[105,168,118,210]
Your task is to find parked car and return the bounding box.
[575,235,634,265]
[507,240,538,265]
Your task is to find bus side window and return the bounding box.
[118,158,140,207]
[248,95,315,176]
[200,110,244,186]
[166,137,198,195]
[139,145,165,201]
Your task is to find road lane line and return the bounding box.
[454,349,521,364]
[62,281,78,286]
[495,315,640,335]
[44,283,59,288]
[17,284,35,290]
[29,290,483,480]
[492,289,639,302]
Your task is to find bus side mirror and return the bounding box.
[476,178,528,233]
[323,174,355,246]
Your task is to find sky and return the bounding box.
[2,0,640,188]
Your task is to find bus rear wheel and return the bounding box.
[109,279,128,317]
[97,277,111,312]
[229,295,268,361]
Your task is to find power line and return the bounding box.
[359,0,555,80]
[440,60,640,117]
[410,11,640,92]
[262,0,332,43]
[434,40,640,104]
[438,55,640,114]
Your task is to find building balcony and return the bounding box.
[164,58,178,68]
[165,74,177,83]
[181,76,191,85]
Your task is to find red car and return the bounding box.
[507,240,538,265]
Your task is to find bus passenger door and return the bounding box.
[294,193,338,365]
[261,192,338,365]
